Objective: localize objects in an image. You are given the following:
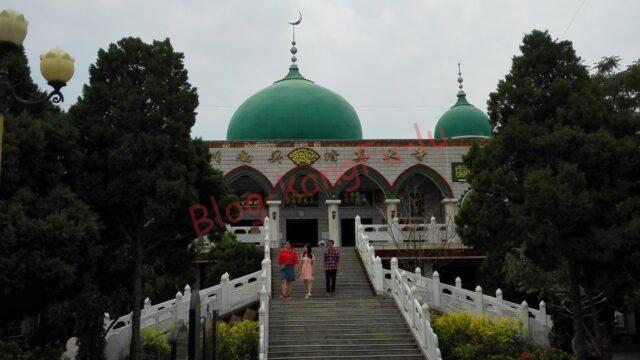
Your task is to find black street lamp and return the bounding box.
[0,8,74,179]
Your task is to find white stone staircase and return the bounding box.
[268,247,424,359]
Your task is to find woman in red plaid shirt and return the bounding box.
[278,241,299,299]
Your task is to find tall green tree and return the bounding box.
[456,31,640,359]
[68,37,228,359]
[0,43,103,356]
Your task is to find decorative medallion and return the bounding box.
[268,150,283,164]
[236,150,253,163]
[383,149,399,161]
[288,148,320,166]
[452,162,470,182]
[324,150,339,162]
[353,149,369,163]
[211,151,221,164]
[412,148,427,161]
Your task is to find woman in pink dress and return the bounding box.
[298,243,315,298]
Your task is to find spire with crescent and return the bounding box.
[457,62,466,97]
[289,11,302,69]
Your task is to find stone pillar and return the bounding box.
[441,198,459,222]
[326,200,341,246]
[441,198,459,242]
[266,200,281,248]
[384,198,400,223]
[441,198,459,223]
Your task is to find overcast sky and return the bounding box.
[15,0,640,140]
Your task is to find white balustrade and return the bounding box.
[354,214,553,358]
[359,217,457,245]
[98,217,273,360]
[225,224,266,245]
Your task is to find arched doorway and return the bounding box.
[392,165,453,223]
[273,167,333,247]
[335,165,391,246]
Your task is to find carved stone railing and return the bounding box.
[95,218,273,360]
[360,217,458,245]
[391,266,443,360]
[356,216,442,359]
[356,215,553,358]
[226,225,266,246]
[355,216,384,293]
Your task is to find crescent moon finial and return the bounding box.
[288,11,302,69]
[289,11,302,26]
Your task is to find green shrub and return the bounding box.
[431,312,525,360]
[216,320,259,360]
[205,232,263,287]
[140,328,170,360]
[216,322,234,360]
[0,341,64,360]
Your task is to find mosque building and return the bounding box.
[205,22,491,249]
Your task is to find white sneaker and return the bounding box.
[304,294,310,299]
[307,293,312,297]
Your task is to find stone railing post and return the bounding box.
[432,271,441,308]
[220,273,230,311]
[415,266,423,288]
[538,300,548,326]
[175,291,184,323]
[496,288,503,316]
[475,286,484,315]
[520,301,530,336]
[455,276,462,299]
[103,313,111,331]
[261,257,271,296]
[391,217,402,243]
[422,303,432,352]
[429,216,437,243]
[374,256,383,293]
[409,285,418,327]
[258,285,269,358]
[391,257,398,295]
[400,271,408,311]
[142,297,151,318]
[259,270,267,299]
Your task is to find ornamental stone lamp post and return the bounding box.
[0,8,74,180]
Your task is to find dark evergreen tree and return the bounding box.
[68,37,229,359]
[456,31,640,359]
[0,42,103,357]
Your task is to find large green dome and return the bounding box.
[226,68,362,140]
[434,93,492,140]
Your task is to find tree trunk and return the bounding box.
[129,237,144,360]
[587,293,609,360]
[569,261,587,360]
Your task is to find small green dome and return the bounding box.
[227,68,362,140]
[434,93,491,140]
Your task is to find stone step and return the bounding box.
[269,334,414,345]
[270,298,394,306]
[269,323,411,333]
[270,317,407,325]
[269,343,420,356]
[269,308,401,315]
[269,356,423,360]
[269,348,423,359]
[268,248,422,359]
